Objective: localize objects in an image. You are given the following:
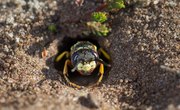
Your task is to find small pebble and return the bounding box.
[15,37,20,43]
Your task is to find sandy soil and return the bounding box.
[0,0,180,110]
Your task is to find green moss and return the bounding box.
[91,12,108,23]
[87,21,111,36]
[107,0,125,10]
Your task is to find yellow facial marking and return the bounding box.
[77,61,96,72]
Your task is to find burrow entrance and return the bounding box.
[54,36,112,87]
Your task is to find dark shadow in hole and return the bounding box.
[53,36,112,87]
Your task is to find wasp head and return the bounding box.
[71,49,98,75]
[76,60,97,75]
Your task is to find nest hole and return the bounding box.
[54,36,112,86]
